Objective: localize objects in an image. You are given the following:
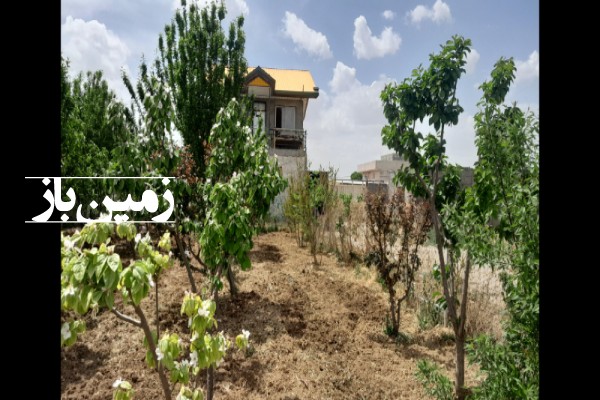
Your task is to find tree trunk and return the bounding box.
[172,224,198,293]
[455,331,466,400]
[454,253,471,400]
[206,365,215,400]
[227,265,238,297]
[132,303,172,400]
[155,275,160,339]
[388,286,398,336]
[429,198,467,400]
[206,280,221,400]
[396,299,402,334]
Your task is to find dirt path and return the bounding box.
[62,231,468,400]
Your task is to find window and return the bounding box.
[275,106,295,130]
[276,107,281,129]
[253,102,266,133]
[248,86,270,97]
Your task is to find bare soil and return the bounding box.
[61,230,482,400]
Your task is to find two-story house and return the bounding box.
[243,66,319,219]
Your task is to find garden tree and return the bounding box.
[336,193,354,263]
[446,58,539,399]
[122,0,248,289]
[71,71,132,151]
[123,57,206,293]
[61,223,250,400]
[61,58,133,163]
[364,188,432,337]
[200,97,287,297]
[61,57,74,143]
[124,0,247,184]
[142,291,249,400]
[61,223,174,398]
[350,171,363,181]
[61,57,150,221]
[283,168,338,265]
[198,98,286,399]
[380,35,473,399]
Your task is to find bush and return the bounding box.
[283,167,338,264]
[415,360,454,400]
[350,171,363,181]
[364,187,432,337]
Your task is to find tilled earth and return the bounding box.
[61,231,479,399]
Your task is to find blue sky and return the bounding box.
[61,0,539,177]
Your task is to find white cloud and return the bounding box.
[382,10,396,20]
[353,16,402,60]
[282,11,333,60]
[444,115,477,167]
[62,0,113,19]
[305,62,394,177]
[231,0,249,15]
[515,50,539,84]
[411,113,477,167]
[408,0,452,26]
[465,48,480,75]
[172,0,249,16]
[305,60,479,175]
[62,16,131,101]
[329,62,360,93]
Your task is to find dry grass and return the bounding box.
[465,267,505,341]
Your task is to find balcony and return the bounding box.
[267,128,306,152]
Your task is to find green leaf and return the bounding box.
[240,255,251,270]
[107,254,121,272]
[72,258,86,282]
[95,254,107,278]
[104,268,117,290]
[131,285,144,305]
[105,290,114,309]
[92,290,103,304]
[132,265,144,281]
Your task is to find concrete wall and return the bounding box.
[336,183,366,198]
[335,181,388,198]
[271,148,305,157]
[460,167,474,187]
[381,153,403,161]
[269,154,306,221]
[273,153,306,178]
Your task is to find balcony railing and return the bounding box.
[268,128,306,151]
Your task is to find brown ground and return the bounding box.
[61,230,483,400]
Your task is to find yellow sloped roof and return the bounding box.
[247,67,317,94]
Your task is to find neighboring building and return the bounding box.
[356,152,475,197]
[459,167,474,188]
[243,66,319,219]
[357,153,408,195]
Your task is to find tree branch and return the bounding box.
[132,301,172,400]
[172,212,198,293]
[191,248,209,271]
[458,252,471,335]
[111,308,142,328]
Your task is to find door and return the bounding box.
[282,106,295,130]
[276,106,296,131]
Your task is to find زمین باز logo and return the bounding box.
[26,177,175,223]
